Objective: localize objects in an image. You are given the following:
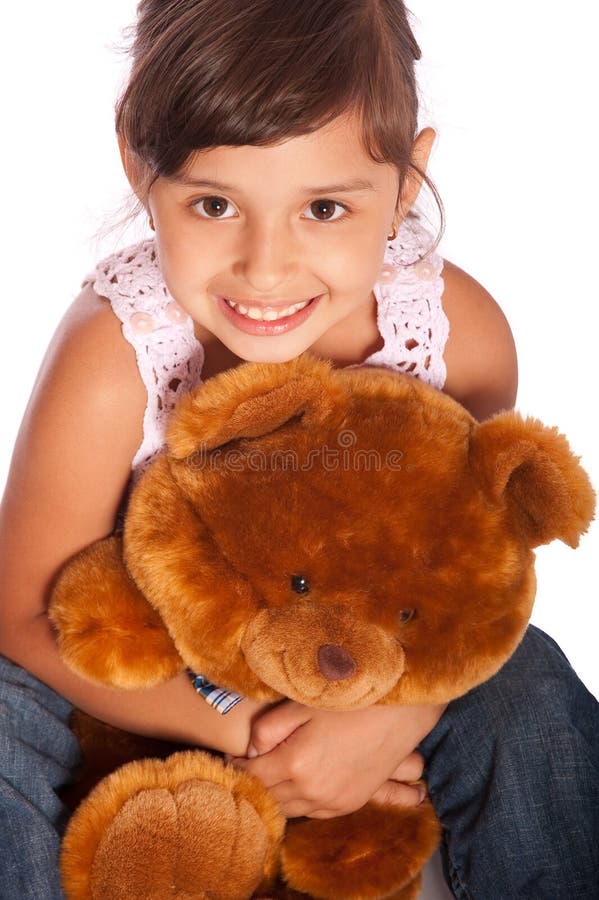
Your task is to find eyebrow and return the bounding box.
[168,175,377,195]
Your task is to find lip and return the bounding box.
[217,294,322,336]
[224,296,312,311]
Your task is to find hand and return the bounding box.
[230,699,445,819]
[208,695,276,758]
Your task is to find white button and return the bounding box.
[379,263,399,284]
[165,301,187,324]
[414,260,436,281]
[130,312,156,334]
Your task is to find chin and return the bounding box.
[241,350,311,365]
[233,340,315,366]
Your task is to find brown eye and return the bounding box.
[195,197,234,219]
[399,609,416,624]
[307,199,346,222]
[310,200,335,220]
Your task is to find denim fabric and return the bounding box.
[420,625,599,899]
[0,654,80,900]
[1,627,597,900]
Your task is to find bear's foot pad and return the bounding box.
[89,779,269,900]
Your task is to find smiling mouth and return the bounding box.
[223,296,316,321]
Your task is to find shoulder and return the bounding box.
[36,282,147,419]
[89,239,163,315]
[440,259,518,420]
[0,284,148,624]
[8,282,147,516]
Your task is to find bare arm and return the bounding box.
[0,285,266,755]
[441,260,518,419]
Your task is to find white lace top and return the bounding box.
[86,216,449,483]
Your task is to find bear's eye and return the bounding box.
[290,574,310,594]
[399,608,416,624]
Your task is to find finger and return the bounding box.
[248,701,311,757]
[269,788,316,819]
[229,777,327,819]
[308,807,351,820]
[389,751,425,784]
[371,779,426,808]
[264,776,333,813]
[281,801,333,818]
[274,796,343,819]
[229,747,297,790]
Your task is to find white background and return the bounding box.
[1,2,597,697]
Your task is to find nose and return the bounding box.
[235,220,294,294]
[317,644,357,682]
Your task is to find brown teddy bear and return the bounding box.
[49,354,595,900]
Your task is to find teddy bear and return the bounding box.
[48,353,595,900]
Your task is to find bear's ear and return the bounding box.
[166,353,347,459]
[469,412,595,548]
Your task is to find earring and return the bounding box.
[387,223,398,242]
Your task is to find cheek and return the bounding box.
[150,194,215,287]
[155,228,217,300]
[333,230,387,296]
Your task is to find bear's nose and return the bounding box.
[317,644,357,681]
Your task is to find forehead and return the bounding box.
[177,113,399,196]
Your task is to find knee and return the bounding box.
[0,657,80,782]
[419,628,599,898]
[452,626,589,727]
[421,626,599,764]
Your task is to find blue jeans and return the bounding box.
[419,626,599,898]
[1,626,598,899]
[0,654,80,900]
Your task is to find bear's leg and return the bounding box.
[0,654,81,900]
[61,750,285,900]
[419,624,599,900]
[280,800,440,899]
[259,878,422,900]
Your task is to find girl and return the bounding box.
[0,2,597,899]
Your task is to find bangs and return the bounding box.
[116,0,421,178]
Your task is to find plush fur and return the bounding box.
[49,354,595,899]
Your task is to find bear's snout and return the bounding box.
[317,644,357,681]
[241,602,404,709]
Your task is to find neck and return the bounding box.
[308,290,383,367]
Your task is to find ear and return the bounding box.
[469,412,595,548]
[398,127,436,217]
[166,353,348,459]
[117,134,152,207]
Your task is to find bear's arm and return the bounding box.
[48,534,183,689]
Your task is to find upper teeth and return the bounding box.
[225,298,311,320]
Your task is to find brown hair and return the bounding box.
[116,0,442,231]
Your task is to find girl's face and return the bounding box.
[146,113,432,363]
